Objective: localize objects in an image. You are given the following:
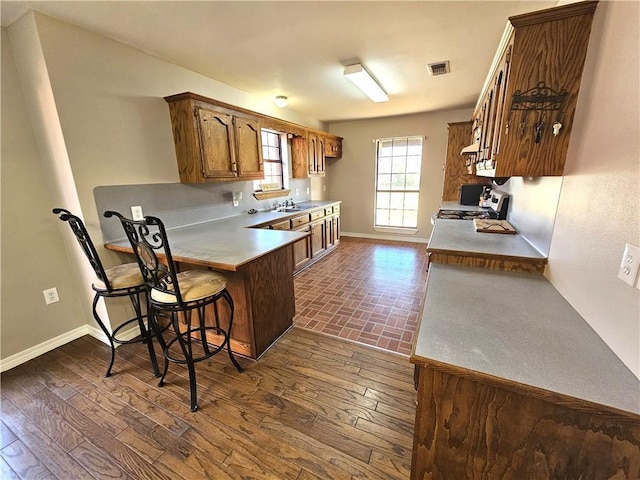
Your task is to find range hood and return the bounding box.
[460,142,480,155]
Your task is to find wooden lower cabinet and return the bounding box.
[292,225,311,270]
[175,244,295,359]
[260,203,340,274]
[310,219,326,258]
[428,251,546,274]
[411,366,640,479]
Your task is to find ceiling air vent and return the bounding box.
[427,61,450,76]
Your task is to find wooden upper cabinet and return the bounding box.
[195,106,237,179]
[323,134,343,158]
[470,1,598,178]
[442,122,489,202]
[307,132,325,177]
[291,131,342,178]
[165,92,343,183]
[166,94,263,183]
[234,116,264,180]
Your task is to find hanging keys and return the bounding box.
[535,120,544,143]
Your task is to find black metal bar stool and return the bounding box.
[104,211,243,412]
[53,208,160,378]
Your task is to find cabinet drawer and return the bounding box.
[310,210,324,221]
[291,214,310,228]
[332,204,340,215]
[270,220,290,231]
[325,208,333,216]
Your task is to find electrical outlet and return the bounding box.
[43,287,60,305]
[617,243,640,287]
[131,205,144,220]
[306,187,310,195]
[295,188,299,197]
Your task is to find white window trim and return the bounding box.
[372,135,423,231]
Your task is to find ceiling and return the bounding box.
[1,0,558,123]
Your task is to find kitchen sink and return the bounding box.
[275,204,317,212]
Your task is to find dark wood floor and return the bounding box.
[1,327,416,479]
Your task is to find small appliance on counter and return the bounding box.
[459,184,486,206]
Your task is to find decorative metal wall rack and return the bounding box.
[506,81,568,143]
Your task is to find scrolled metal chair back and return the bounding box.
[53,208,111,291]
[104,211,184,305]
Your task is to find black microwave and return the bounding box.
[459,184,486,205]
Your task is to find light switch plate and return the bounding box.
[131,205,144,220]
[617,243,640,287]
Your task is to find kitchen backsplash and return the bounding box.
[95,179,311,242]
[500,176,563,256]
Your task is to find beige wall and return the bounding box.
[1,27,86,360]
[327,109,473,242]
[1,11,324,367]
[545,0,640,377]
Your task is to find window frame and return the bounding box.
[373,135,423,234]
[254,129,290,193]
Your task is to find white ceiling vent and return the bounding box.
[427,61,450,76]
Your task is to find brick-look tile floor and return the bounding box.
[294,236,429,356]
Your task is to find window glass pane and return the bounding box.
[377,174,391,190]
[391,173,406,190]
[389,192,405,209]
[374,136,423,229]
[389,209,404,226]
[405,173,421,190]
[376,191,390,207]
[403,210,418,227]
[375,209,389,225]
[378,157,392,173]
[406,156,422,173]
[392,157,406,173]
[407,138,422,155]
[392,139,407,156]
[379,140,393,157]
[405,192,419,210]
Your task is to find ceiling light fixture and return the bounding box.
[274,96,288,108]
[344,63,388,103]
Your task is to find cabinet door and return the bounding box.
[333,215,340,245]
[316,136,326,176]
[195,106,237,179]
[325,216,334,249]
[324,136,342,158]
[310,220,326,258]
[490,42,513,163]
[234,116,264,180]
[291,134,309,179]
[293,226,311,271]
[307,132,319,175]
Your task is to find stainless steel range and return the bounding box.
[437,190,510,221]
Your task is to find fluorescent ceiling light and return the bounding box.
[344,64,388,103]
[274,95,288,108]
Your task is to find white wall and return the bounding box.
[327,109,473,242]
[545,0,640,377]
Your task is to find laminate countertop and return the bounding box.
[428,218,546,260]
[105,201,339,271]
[412,263,640,417]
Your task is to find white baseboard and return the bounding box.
[0,322,145,373]
[341,231,428,244]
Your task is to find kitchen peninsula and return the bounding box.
[104,201,339,359]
